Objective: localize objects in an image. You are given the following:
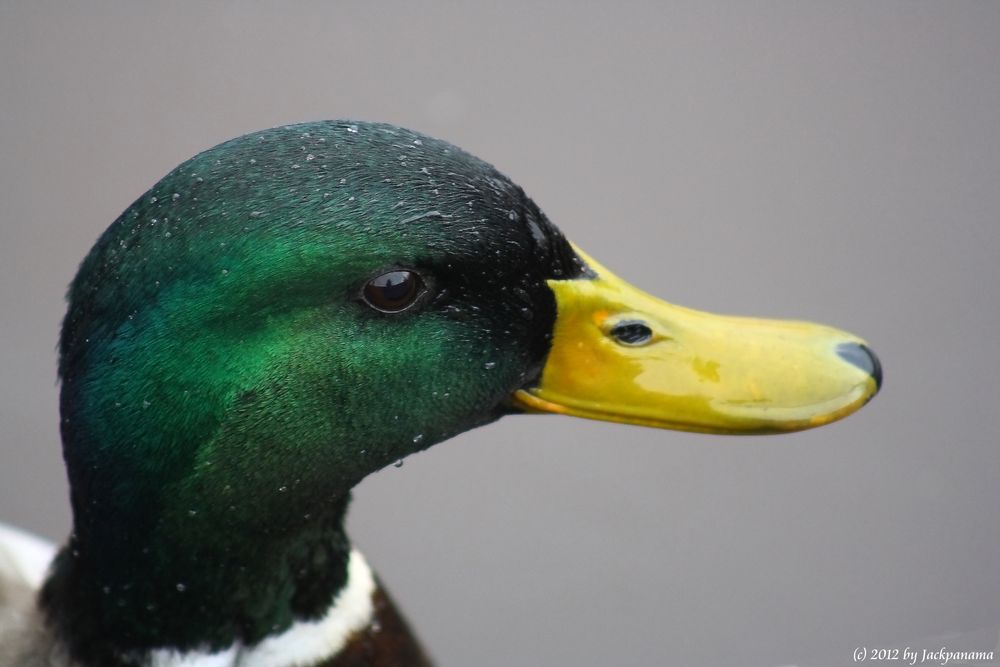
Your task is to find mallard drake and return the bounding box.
[0,121,881,666]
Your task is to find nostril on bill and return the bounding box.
[609,320,654,346]
[836,342,883,391]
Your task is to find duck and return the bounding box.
[0,120,881,666]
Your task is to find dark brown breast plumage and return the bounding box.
[321,586,432,667]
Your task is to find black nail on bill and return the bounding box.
[836,342,882,391]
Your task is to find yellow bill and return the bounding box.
[513,246,881,434]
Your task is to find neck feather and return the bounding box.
[39,496,364,666]
[142,549,375,667]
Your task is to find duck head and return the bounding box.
[45,121,880,662]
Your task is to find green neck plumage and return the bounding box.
[42,496,353,663]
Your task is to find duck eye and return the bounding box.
[362,270,425,313]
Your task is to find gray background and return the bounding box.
[1,3,998,666]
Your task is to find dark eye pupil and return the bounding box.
[363,270,423,312]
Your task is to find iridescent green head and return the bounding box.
[59,122,583,533]
[49,121,586,654]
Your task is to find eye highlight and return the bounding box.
[362,270,425,313]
